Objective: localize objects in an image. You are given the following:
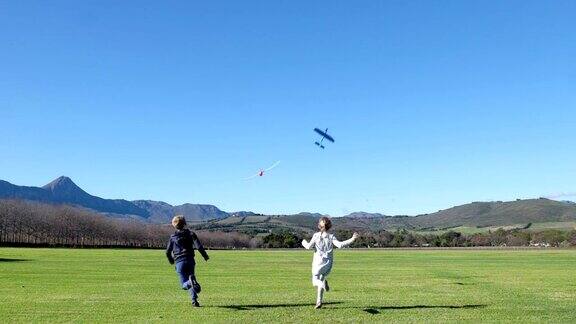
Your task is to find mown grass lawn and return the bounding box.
[1,248,575,323]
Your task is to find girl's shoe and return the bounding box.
[192,300,201,307]
[324,280,330,292]
[315,302,322,309]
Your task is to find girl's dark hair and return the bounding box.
[318,217,332,231]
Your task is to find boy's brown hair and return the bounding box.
[318,216,332,232]
[172,215,186,230]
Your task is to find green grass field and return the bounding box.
[1,248,575,323]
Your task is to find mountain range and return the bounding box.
[1,176,576,232]
[0,176,228,223]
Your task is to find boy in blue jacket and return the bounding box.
[166,215,210,307]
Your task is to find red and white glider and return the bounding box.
[243,161,281,180]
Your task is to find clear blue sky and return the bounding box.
[1,1,575,216]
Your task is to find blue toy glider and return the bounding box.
[314,128,335,149]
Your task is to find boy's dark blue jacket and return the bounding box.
[166,228,209,264]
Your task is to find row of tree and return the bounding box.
[255,228,576,249]
[335,228,576,248]
[0,200,252,249]
[2,199,576,249]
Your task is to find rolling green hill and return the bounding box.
[411,199,576,229]
[193,199,576,234]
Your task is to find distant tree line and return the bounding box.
[335,228,576,248]
[254,228,576,249]
[2,199,576,249]
[261,231,301,248]
[0,200,252,249]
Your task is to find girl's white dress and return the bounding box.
[302,231,355,288]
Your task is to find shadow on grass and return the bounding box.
[0,258,30,262]
[218,301,343,311]
[215,301,486,313]
[363,304,487,314]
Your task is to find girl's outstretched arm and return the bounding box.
[333,232,359,248]
[302,234,317,249]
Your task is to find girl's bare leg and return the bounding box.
[315,286,324,308]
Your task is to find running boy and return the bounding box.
[302,217,358,309]
[166,215,210,307]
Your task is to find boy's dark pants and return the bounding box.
[175,259,198,301]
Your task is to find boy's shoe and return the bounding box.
[192,300,201,307]
[324,280,330,292]
[315,302,322,309]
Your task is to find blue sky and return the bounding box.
[1,1,575,216]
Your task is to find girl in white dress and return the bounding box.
[302,217,358,309]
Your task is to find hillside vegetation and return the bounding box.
[194,199,576,234]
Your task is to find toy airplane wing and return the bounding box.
[265,161,281,171]
[242,173,260,180]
